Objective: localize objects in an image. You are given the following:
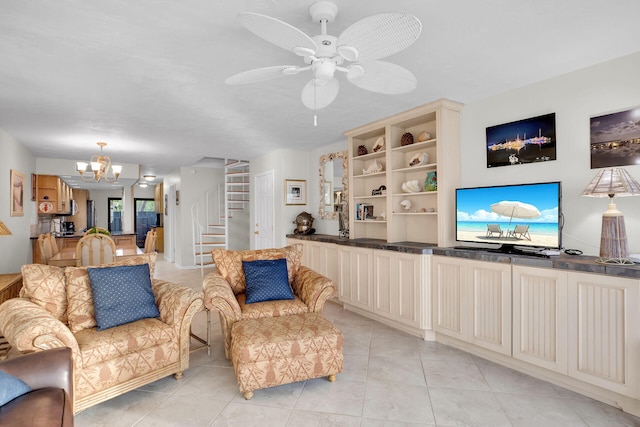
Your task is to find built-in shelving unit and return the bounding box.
[346,98,463,245]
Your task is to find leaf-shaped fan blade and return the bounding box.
[238,12,317,55]
[347,61,417,94]
[225,66,300,85]
[301,78,340,110]
[337,13,422,61]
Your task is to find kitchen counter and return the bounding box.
[286,233,640,279]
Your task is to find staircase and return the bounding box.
[191,159,250,275]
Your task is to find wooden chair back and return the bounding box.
[143,229,157,253]
[83,227,110,236]
[75,234,116,266]
[48,233,59,256]
[37,234,54,264]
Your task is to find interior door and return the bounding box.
[254,171,274,249]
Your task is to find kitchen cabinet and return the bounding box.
[154,183,164,214]
[36,174,73,215]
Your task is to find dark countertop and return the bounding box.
[30,231,135,240]
[287,233,640,279]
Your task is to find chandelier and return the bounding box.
[75,142,122,183]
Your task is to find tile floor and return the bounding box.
[73,259,640,427]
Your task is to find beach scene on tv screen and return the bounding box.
[456,183,559,248]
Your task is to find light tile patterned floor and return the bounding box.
[74,258,640,427]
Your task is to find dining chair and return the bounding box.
[37,234,54,264]
[83,227,110,236]
[75,233,117,266]
[143,229,157,253]
[48,233,60,256]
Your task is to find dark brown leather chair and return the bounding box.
[0,347,73,426]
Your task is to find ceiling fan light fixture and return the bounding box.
[346,64,365,80]
[337,45,359,61]
[313,59,336,80]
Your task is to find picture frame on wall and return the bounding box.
[10,169,25,217]
[486,113,556,168]
[590,106,640,168]
[285,179,306,205]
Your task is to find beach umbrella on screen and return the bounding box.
[490,200,541,227]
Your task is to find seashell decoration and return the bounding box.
[362,159,383,175]
[372,136,385,152]
[409,152,429,167]
[401,132,414,146]
[400,199,413,210]
[401,180,421,193]
[417,131,432,142]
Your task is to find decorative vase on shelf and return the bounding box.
[357,145,368,156]
[424,171,437,191]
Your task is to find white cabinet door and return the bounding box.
[432,256,465,340]
[568,271,640,398]
[339,246,374,311]
[374,250,428,329]
[307,241,339,285]
[467,259,512,356]
[433,256,511,355]
[512,265,567,372]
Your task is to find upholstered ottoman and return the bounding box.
[230,312,343,399]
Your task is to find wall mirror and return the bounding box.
[318,151,348,223]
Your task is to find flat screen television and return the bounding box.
[455,181,562,254]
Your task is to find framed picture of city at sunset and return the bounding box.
[486,113,556,168]
[590,107,640,168]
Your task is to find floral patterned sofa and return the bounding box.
[203,245,337,358]
[0,253,203,413]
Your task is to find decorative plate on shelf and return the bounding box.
[39,201,53,213]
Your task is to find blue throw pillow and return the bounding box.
[87,263,160,331]
[0,370,31,406]
[243,258,293,304]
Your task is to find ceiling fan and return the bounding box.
[226,1,422,114]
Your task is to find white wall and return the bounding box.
[460,51,640,256]
[0,128,36,273]
[251,149,311,248]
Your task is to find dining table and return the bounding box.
[48,245,144,267]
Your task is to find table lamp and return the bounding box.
[581,168,640,264]
[0,220,12,236]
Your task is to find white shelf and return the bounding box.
[392,163,437,173]
[391,139,437,153]
[393,191,437,197]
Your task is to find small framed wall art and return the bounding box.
[285,179,307,205]
[590,106,640,168]
[486,113,556,168]
[10,169,25,217]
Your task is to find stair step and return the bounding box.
[227,190,250,194]
[225,160,250,168]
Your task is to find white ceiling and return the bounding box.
[2,0,640,184]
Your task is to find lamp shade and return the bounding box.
[581,168,640,197]
[0,220,12,236]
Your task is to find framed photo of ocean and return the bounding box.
[590,106,640,168]
[485,113,556,168]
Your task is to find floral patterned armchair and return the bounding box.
[203,245,337,358]
[0,253,203,413]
